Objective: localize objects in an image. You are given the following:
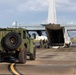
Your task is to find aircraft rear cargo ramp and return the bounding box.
[45,24,71,48]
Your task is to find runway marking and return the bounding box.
[10,63,20,75]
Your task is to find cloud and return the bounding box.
[56,0,76,12]
[0,0,76,26]
[0,0,76,12]
[16,0,48,12]
[0,0,48,12]
[0,0,75,12]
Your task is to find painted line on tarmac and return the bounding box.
[10,63,20,75]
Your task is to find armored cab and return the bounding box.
[0,28,36,63]
[45,24,71,48]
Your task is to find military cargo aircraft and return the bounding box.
[21,24,76,48]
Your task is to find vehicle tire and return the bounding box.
[0,55,4,61]
[65,43,70,48]
[18,49,27,64]
[30,47,36,60]
[3,32,22,50]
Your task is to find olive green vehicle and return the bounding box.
[0,28,36,64]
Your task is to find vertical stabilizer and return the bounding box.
[48,0,57,24]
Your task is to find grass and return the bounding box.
[71,38,76,42]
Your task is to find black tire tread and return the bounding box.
[18,49,27,64]
[3,32,22,50]
[30,47,36,60]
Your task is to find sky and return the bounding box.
[0,0,76,27]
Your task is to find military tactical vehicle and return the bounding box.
[0,28,36,63]
[45,24,71,48]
